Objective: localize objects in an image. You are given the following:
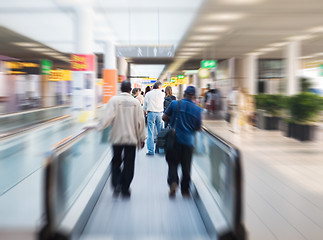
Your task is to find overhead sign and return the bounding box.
[71,54,95,71]
[201,60,217,69]
[41,59,52,75]
[4,61,40,75]
[116,45,174,58]
[49,70,72,81]
[177,75,185,79]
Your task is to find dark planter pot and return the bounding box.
[286,122,316,141]
[264,116,280,130]
[256,110,280,130]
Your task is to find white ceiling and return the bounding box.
[0,0,204,53]
[131,64,165,79]
[2,0,323,78]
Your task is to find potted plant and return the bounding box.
[255,94,287,130]
[285,92,322,141]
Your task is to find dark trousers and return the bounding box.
[166,142,193,191]
[111,145,136,192]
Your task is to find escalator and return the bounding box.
[40,127,246,240]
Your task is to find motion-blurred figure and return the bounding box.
[99,81,146,197]
[132,88,144,106]
[143,81,165,156]
[162,86,202,198]
[228,87,239,133]
[164,86,176,112]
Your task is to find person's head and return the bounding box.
[184,86,196,100]
[121,80,132,93]
[153,81,162,90]
[132,88,139,96]
[165,86,173,97]
[145,86,151,94]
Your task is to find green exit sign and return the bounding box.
[177,75,185,79]
[201,60,217,69]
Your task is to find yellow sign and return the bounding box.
[49,70,72,81]
[5,62,39,69]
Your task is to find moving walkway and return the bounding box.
[40,126,246,240]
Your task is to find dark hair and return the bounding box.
[132,88,138,95]
[121,80,132,93]
[145,86,151,94]
[153,81,162,89]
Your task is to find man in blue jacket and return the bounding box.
[162,86,202,197]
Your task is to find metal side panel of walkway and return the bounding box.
[80,148,210,240]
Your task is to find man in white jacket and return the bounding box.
[99,81,146,197]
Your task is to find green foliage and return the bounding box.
[254,94,287,116]
[288,92,322,123]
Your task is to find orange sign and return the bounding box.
[70,54,95,71]
[103,69,117,104]
[118,75,126,83]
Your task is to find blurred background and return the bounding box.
[1,0,323,240]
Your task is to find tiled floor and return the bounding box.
[203,120,323,240]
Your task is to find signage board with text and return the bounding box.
[201,60,217,69]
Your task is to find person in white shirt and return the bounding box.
[143,81,165,155]
[99,81,146,197]
[228,87,240,133]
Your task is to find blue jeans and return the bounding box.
[147,112,163,154]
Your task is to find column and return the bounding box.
[193,73,200,97]
[72,5,96,122]
[244,54,258,95]
[116,57,128,94]
[178,84,183,100]
[103,41,117,104]
[285,41,300,95]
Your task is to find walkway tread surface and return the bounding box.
[81,148,209,240]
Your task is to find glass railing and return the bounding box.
[0,105,70,134]
[193,126,245,239]
[41,127,110,239]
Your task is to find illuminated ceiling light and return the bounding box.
[179,48,202,52]
[256,47,278,52]
[286,35,314,41]
[27,48,51,52]
[177,53,196,57]
[197,25,229,33]
[247,52,262,56]
[183,42,211,47]
[189,35,219,41]
[299,56,314,59]
[269,42,287,47]
[218,0,264,5]
[205,13,245,21]
[312,52,323,57]
[307,26,323,33]
[43,52,62,56]
[13,42,42,47]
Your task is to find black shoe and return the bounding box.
[181,189,191,198]
[113,185,121,197]
[121,189,131,198]
[169,183,178,198]
[146,152,154,156]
